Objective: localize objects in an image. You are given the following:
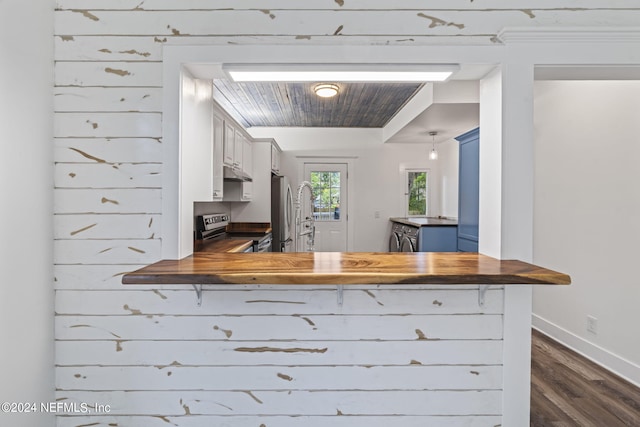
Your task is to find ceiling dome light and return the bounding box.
[314,83,339,98]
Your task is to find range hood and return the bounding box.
[223,166,253,182]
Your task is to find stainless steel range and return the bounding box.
[195,213,272,253]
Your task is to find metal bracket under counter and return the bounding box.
[190,283,345,307]
[334,285,489,308]
[478,285,490,308]
[192,284,203,307]
[189,283,488,308]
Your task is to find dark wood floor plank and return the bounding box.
[531,329,640,427]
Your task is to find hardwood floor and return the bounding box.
[530,329,640,426]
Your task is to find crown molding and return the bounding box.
[498,27,640,44]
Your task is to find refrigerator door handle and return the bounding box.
[281,238,293,252]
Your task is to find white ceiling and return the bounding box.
[386,103,480,145]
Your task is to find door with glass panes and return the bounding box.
[303,163,348,252]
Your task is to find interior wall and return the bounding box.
[438,139,460,218]
[533,80,640,385]
[0,1,55,425]
[249,127,451,251]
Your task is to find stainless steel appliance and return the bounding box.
[388,222,418,252]
[195,213,253,252]
[400,225,419,252]
[294,181,316,252]
[195,213,272,253]
[389,222,403,252]
[271,175,294,252]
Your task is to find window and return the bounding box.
[310,171,341,221]
[406,169,429,217]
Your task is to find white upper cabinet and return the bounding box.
[223,119,249,176]
[271,142,281,175]
[223,122,235,167]
[214,103,254,202]
[211,111,224,200]
[241,136,253,201]
[234,131,245,172]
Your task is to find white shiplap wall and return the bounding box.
[53,1,639,425]
[55,286,504,425]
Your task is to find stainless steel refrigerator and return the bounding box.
[271,174,294,252]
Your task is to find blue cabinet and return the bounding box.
[419,226,458,252]
[456,128,479,252]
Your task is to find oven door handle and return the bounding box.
[257,237,273,252]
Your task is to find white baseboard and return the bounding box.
[532,314,640,388]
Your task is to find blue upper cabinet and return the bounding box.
[456,128,479,252]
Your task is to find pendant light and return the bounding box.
[429,131,438,160]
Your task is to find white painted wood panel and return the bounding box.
[54,138,162,163]
[55,314,503,340]
[54,87,162,112]
[55,163,162,188]
[57,365,502,391]
[54,189,161,214]
[54,288,503,315]
[53,0,640,10]
[55,415,503,427]
[56,340,503,366]
[54,214,160,239]
[55,34,501,50]
[55,390,502,415]
[54,10,640,37]
[55,62,162,87]
[54,264,154,290]
[55,113,161,138]
[54,240,161,264]
[55,36,163,61]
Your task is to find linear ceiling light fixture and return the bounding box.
[223,64,459,82]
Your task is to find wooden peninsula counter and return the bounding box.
[120,252,570,426]
[122,251,570,286]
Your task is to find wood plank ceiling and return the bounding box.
[213,80,424,128]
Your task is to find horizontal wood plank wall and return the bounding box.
[56,287,504,426]
[53,1,638,425]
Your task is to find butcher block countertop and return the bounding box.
[122,252,570,286]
